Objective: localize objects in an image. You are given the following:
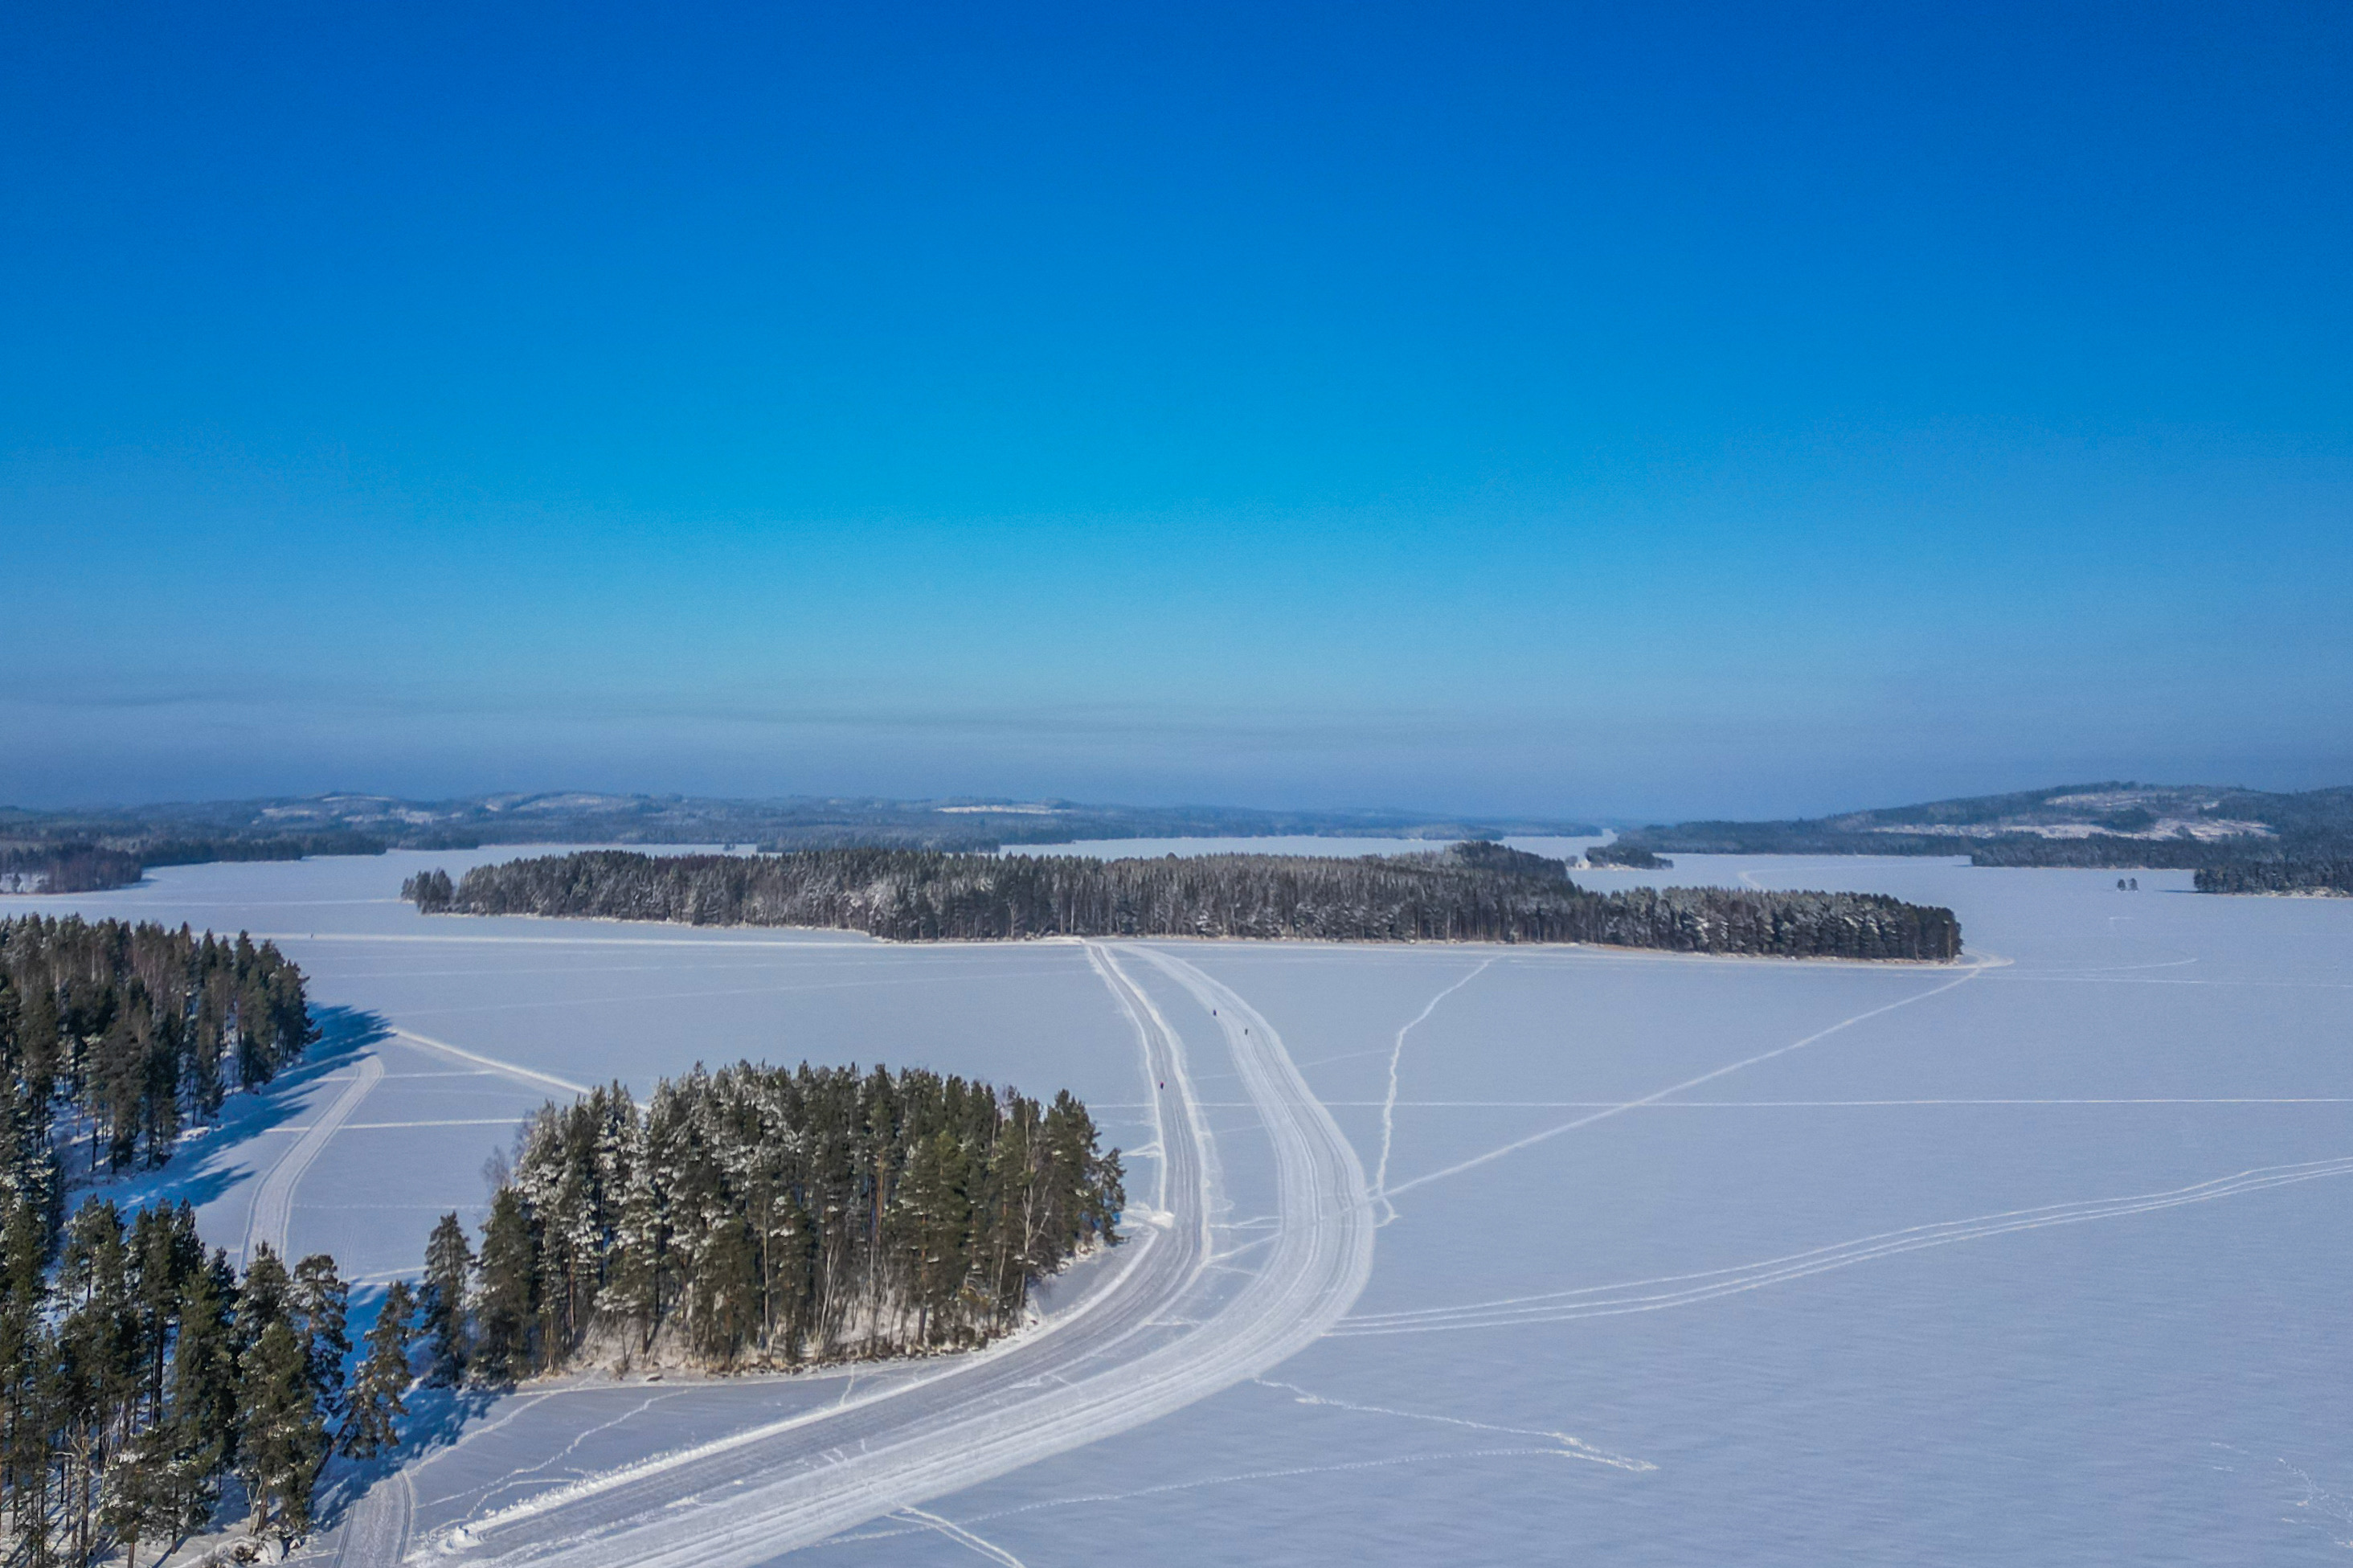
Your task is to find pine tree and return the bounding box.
[235,1318,325,1544]
[58,1197,139,1553]
[428,843,1966,957]
[166,1254,239,1532]
[290,1253,350,1423]
[129,1202,202,1423]
[899,1129,973,1346]
[99,1423,179,1568]
[420,1213,474,1385]
[339,1280,415,1460]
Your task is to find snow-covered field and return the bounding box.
[16,848,2353,1564]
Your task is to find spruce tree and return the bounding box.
[420,1213,474,1385]
[473,1189,538,1384]
[339,1279,415,1460]
[690,1214,760,1363]
[239,1244,291,1345]
[600,1162,663,1357]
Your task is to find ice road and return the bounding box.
[407,943,1373,1566]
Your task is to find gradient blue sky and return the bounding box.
[4,2,2347,819]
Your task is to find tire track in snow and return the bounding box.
[424,942,1373,1568]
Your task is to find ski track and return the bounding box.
[412,941,1373,1568]
[1336,1156,2353,1336]
[1381,956,1995,1202]
[1252,1378,1652,1472]
[1370,958,1492,1226]
[243,1054,385,1265]
[896,1507,1030,1566]
[386,1027,591,1097]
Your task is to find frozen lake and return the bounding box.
[14,850,2353,1564]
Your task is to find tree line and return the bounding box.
[411,841,1964,960]
[0,837,388,898]
[2194,860,2353,896]
[0,921,379,1562]
[0,853,145,899]
[2,918,316,1187]
[419,1062,1123,1378]
[0,1205,404,1564]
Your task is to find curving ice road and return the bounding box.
[344,942,1373,1566]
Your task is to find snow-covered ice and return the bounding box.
[15,849,2353,1564]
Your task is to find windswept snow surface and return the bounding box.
[18,850,2353,1564]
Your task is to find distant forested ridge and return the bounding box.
[2,792,1597,893]
[424,1063,1122,1378]
[1601,782,2353,878]
[2193,860,2353,896]
[413,843,1963,960]
[0,921,366,1559]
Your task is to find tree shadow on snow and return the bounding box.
[63,1005,395,1226]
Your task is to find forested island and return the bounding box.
[2193,860,2353,896]
[1585,843,1671,868]
[406,842,1964,960]
[0,919,386,1562]
[419,1063,1123,1377]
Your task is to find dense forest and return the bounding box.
[0,919,315,1181]
[422,1063,1123,1377]
[0,851,145,899]
[409,842,1965,960]
[0,921,374,1562]
[0,1212,386,1564]
[2193,860,2353,896]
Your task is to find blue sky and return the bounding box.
[3,2,2347,818]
